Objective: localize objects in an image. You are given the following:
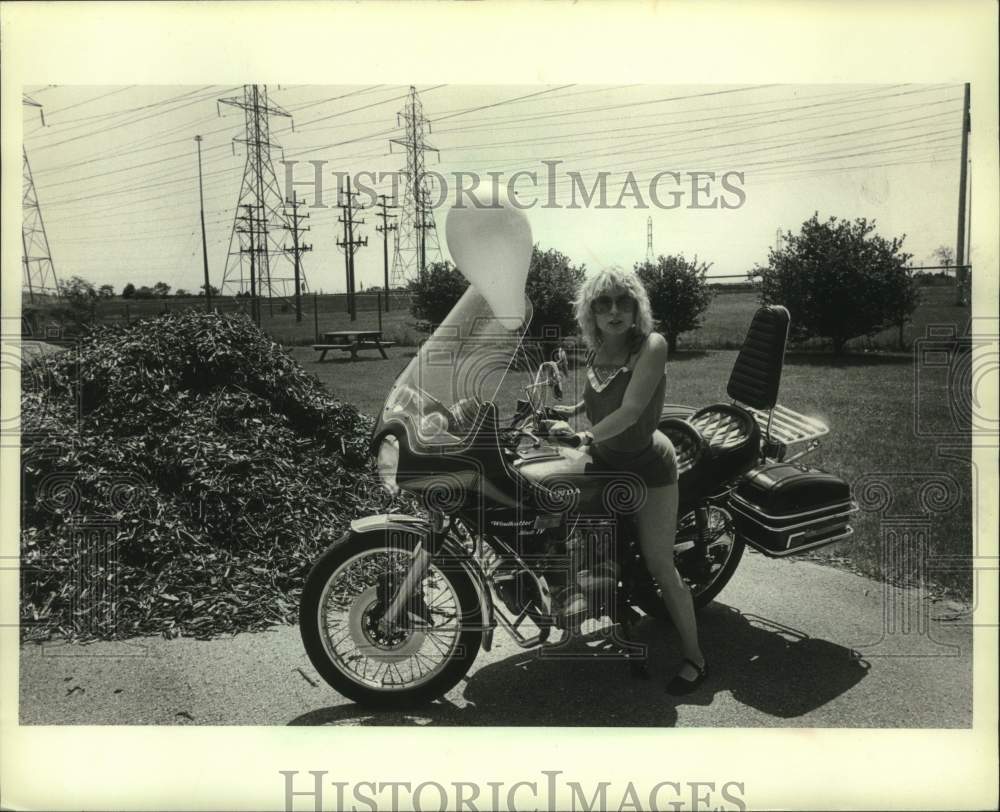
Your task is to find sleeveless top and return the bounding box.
[582,335,667,457]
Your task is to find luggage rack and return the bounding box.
[746,403,829,462]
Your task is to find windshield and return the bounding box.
[377,287,533,446]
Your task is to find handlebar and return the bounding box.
[551,432,584,448]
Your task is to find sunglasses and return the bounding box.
[592,294,635,315]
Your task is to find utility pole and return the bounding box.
[955,81,970,306]
[282,191,312,322]
[966,160,972,264]
[336,177,368,322]
[375,194,398,311]
[194,135,212,312]
[237,205,260,326]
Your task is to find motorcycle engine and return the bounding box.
[541,522,622,612]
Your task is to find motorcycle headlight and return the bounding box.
[376,435,401,496]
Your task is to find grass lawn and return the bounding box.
[682,284,971,352]
[286,342,972,598]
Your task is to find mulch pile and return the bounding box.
[20,311,401,641]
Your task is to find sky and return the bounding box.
[21,83,972,297]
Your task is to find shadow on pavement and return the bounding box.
[287,604,870,726]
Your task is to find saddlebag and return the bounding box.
[728,462,857,557]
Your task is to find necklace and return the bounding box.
[589,341,632,391]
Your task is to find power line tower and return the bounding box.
[282,192,312,323]
[390,86,441,287]
[22,95,60,303]
[336,177,368,322]
[218,85,303,300]
[374,194,398,311]
[645,216,654,263]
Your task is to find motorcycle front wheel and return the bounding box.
[299,531,484,709]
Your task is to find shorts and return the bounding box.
[592,429,678,488]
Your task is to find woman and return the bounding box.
[550,266,707,695]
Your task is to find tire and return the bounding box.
[680,505,745,610]
[632,505,746,617]
[689,532,745,610]
[299,530,484,709]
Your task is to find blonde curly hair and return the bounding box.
[574,266,655,351]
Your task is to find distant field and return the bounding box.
[682,284,970,352]
[287,342,973,598]
[26,284,968,353]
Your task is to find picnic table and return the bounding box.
[313,330,396,362]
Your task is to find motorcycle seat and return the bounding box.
[686,403,761,485]
[657,417,712,506]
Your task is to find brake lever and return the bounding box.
[521,428,543,448]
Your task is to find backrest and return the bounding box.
[726,305,790,410]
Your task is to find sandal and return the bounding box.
[666,657,709,695]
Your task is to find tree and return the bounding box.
[408,246,587,341]
[525,246,586,341]
[122,283,136,299]
[152,281,172,298]
[174,289,191,298]
[407,261,469,325]
[634,254,714,353]
[98,284,115,298]
[932,245,954,270]
[198,283,220,297]
[752,213,916,355]
[134,286,155,299]
[54,276,99,329]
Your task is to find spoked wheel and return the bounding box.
[299,532,483,708]
[677,505,745,609]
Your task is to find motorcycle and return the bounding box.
[299,200,857,708]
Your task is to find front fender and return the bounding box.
[345,514,496,651]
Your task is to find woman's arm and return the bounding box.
[587,333,667,444]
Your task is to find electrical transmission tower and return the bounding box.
[219,85,305,301]
[336,177,368,322]
[22,95,60,303]
[646,216,654,263]
[390,86,441,287]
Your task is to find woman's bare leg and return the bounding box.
[635,482,704,679]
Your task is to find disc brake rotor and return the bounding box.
[347,585,427,662]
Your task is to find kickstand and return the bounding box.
[619,606,649,680]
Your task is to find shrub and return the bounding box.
[753,213,918,355]
[635,255,714,353]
